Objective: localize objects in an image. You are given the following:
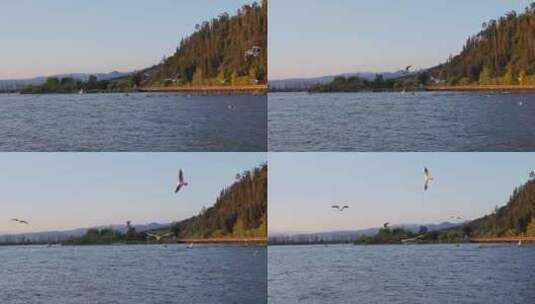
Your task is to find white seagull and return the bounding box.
[146,232,173,241]
[11,218,29,224]
[331,205,349,212]
[175,169,189,193]
[424,168,433,191]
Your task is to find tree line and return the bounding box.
[465,179,535,238]
[170,163,267,239]
[432,3,535,86]
[140,0,267,87]
[22,75,135,94]
[309,74,429,93]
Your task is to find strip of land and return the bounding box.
[140,85,267,94]
[470,236,535,243]
[178,237,266,245]
[427,85,535,92]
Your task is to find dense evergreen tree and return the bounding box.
[465,179,535,237]
[432,3,535,85]
[170,163,267,239]
[141,1,267,87]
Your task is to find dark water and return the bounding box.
[268,244,535,304]
[268,92,535,151]
[0,245,266,304]
[0,93,267,151]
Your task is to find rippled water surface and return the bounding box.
[268,92,535,151]
[268,244,535,304]
[0,93,267,151]
[0,245,266,304]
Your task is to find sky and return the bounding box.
[0,153,265,234]
[0,0,251,80]
[269,153,535,234]
[269,0,534,80]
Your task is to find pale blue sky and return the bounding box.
[0,0,252,80]
[269,153,535,234]
[269,0,534,79]
[0,153,265,234]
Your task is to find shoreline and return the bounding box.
[0,237,267,247]
[140,85,267,95]
[14,85,267,96]
[426,85,535,92]
[269,237,535,246]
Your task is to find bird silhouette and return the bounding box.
[424,168,433,191]
[331,205,349,212]
[175,169,189,193]
[146,232,173,241]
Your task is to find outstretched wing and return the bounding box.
[331,205,340,210]
[179,169,184,183]
[175,183,182,193]
[424,168,429,177]
[406,65,412,71]
[341,206,349,210]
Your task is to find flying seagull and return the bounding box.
[146,232,173,241]
[424,168,433,191]
[11,218,29,224]
[175,169,189,193]
[331,205,349,212]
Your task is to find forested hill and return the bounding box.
[139,1,267,87]
[431,3,535,86]
[465,179,535,238]
[170,163,267,239]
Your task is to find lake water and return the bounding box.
[0,93,267,151]
[268,244,535,304]
[0,245,266,304]
[269,92,535,151]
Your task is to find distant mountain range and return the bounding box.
[0,222,169,243]
[268,71,417,91]
[0,71,131,91]
[269,222,460,243]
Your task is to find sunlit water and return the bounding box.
[268,92,535,151]
[0,245,266,304]
[0,93,267,151]
[268,244,535,304]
